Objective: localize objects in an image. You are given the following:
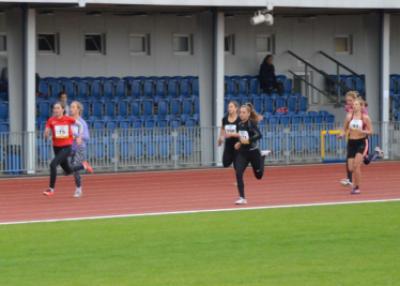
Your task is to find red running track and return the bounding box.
[0,162,399,224]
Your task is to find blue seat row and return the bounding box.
[38,76,199,99]
[36,98,200,121]
[225,75,292,95]
[327,74,365,96]
[225,93,308,114]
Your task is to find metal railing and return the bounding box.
[0,122,399,175]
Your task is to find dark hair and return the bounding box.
[265,54,273,63]
[53,101,65,110]
[58,91,67,99]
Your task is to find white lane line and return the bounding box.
[1,197,400,226]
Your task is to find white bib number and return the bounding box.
[54,125,70,139]
[350,119,363,130]
[239,130,249,141]
[224,124,237,134]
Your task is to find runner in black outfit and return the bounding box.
[218,101,240,168]
[233,104,268,205]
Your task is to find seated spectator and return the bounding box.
[259,55,283,95]
[58,91,70,115]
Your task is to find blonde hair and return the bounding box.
[345,91,359,100]
[242,103,261,123]
[71,101,83,116]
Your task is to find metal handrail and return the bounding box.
[286,50,350,104]
[288,70,328,96]
[318,51,364,80]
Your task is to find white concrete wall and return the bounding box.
[36,11,200,77]
[390,15,400,74]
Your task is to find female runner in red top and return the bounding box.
[43,102,93,196]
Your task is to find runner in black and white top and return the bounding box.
[233,104,269,205]
[218,101,240,168]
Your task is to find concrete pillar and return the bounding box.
[213,11,225,166]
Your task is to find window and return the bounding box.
[334,35,353,54]
[85,34,106,54]
[256,34,274,54]
[224,34,235,55]
[0,35,6,53]
[173,34,193,55]
[129,34,150,55]
[38,33,59,54]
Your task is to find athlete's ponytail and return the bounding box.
[245,103,261,123]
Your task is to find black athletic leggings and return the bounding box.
[222,143,236,168]
[49,146,84,189]
[235,149,265,198]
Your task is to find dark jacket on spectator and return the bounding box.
[259,62,277,92]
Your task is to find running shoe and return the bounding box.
[374,146,384,158]
[351,188,361,195]
[73,187,82,198]
[82,161,94,174]
[43,188,54,197]
[261,150,272,157]
[340,178,353,187]
[235,197,247,205]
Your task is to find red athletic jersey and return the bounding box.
[46,116,76,147]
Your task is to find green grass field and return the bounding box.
[1,202,400,286]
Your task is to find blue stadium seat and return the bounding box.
[142,99,153,116]
[143,79,154,97]
[180,78,191,97]
[37,102,50,120]
[63,80,75,98]
[118,101,128,117]
[132,120,143,128]
[119,120,131,129]
[103,80,114,98]
[178,135,193,157]
[299,97,308,112]
[115,80,126,98]
[92,101,104,118]
[82,101,90,118]
[105,121,117,130]
[156,80,167,97]
[91,80,102,98]
[251,95,263,113]
[50,82,62,98]
[192,78,199,96]
[0,102,9,121]
[263,96,274,114]
[278,115,290,125]
[275,97,286,110]
[249,78,259,94]
[129,100,141,117]
[38,80,49,96]
[93,121,105,130]
[156,119,168,128]
[167,79,179,97]
[237,78,248,94]
[105,101,116,117]
[170,99,181,116]
[185,118,197,127]
[144,119,156,128]
[225,79,236,94]
[0,122,9,133]
[157,99,169,117]
[77,81,90,98]
[170,119,181,129]
[282,79,293,93]
[287,96,298,113]
[182,98,193,115]
[130,79,142,98]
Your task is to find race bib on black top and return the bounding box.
[224,124,237,134]
[239,130,249,140]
